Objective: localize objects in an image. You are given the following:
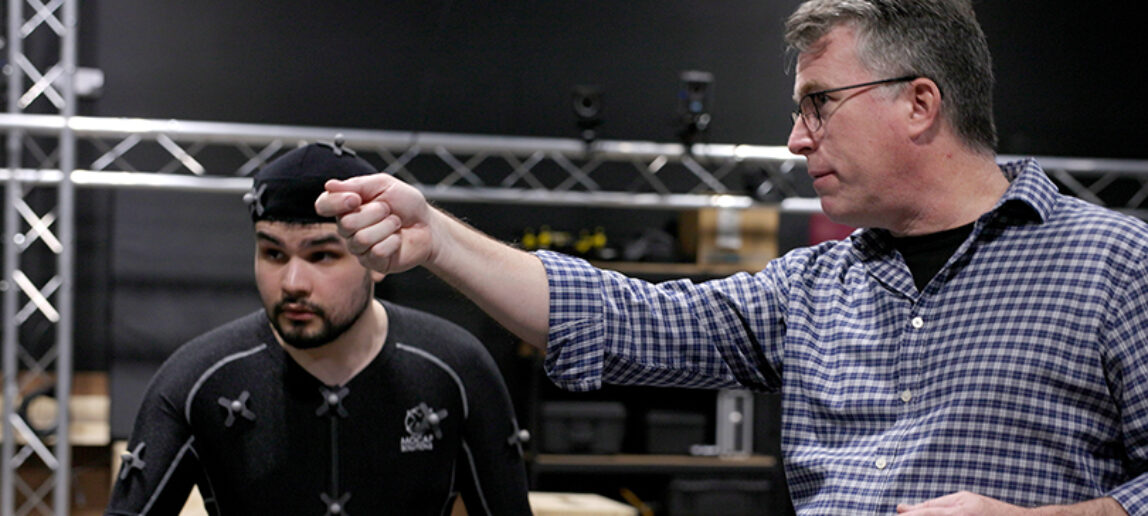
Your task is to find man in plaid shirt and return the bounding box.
[317,1,1148,514]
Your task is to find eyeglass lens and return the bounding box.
[792,95,820,131]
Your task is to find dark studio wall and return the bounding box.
[87,1,798,144]
[84,0,1145,157]
[69,2,1144,418]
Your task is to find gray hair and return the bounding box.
[786,0,997,154]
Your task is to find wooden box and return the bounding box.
[680,206,779,273]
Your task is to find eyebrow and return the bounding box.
[793,80,828,104]
[255,231,343,249]
[302,235,344,248]
[255,231,283,247]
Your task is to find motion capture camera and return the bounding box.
[677,70,714,146]
[572,84,604,145]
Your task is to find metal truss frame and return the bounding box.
[2,1,1148,515]
[0,113,1144,212]
[0,114,809,208]
[3,0,77,514]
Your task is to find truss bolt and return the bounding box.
[0,280,8,292]
[12,234,25,246]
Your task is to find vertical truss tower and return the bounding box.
[3,0,77,514]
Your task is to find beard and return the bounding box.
[269,277,373,350]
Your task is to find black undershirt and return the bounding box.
[890,222,975,291]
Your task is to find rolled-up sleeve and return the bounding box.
[539,251,610,391]
[1101,261,1148,516]
[537,251,748,392]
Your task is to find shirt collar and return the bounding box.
[850,157,1057,258]
[990,157,1056,224]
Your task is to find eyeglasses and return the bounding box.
[791,75,919,132]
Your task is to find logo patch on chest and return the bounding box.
[401,402,449,453]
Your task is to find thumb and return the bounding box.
[322,173,396,202]
[316,173,395,217]
[314,189,362,217]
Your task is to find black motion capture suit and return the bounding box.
[106,302,531,515]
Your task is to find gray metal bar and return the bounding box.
[0,113,802,165]
[2,114,1145,178]
[2,0,27,511]
[0,170,758,210]
[53,0,78,512]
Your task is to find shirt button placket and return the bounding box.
[904,316,923,404]
[885,313,924,477]
[902,315,924,406]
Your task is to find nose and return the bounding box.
[280,258,312,297]
[787,117,815,156]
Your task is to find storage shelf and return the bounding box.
[591,261,760,277]
[532,453,777,475]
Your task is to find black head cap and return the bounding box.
[244,138,375,223]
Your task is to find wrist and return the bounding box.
[421,207,452,272]
[423,207,489,278]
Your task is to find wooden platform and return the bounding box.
[530,492,639,516]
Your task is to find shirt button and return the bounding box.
[875,457,888,470]
[900,390,913,403]
[910,316,924,329]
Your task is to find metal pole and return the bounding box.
[53,0,79,512]
[2,0,26,509]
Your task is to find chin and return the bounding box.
[274,320,332,349]
[817,201,846,223]
[282,334,333,350]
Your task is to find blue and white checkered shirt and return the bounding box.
[538,158,1148,515]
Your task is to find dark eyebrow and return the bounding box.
[302,235,343,248]
[255,231,343,249]
[255,231,284,246]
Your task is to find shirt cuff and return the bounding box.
[536,251,606,391]
[1106,474,1148,516]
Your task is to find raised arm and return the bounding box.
[316,173,550,347]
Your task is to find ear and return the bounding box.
[905,78,943,138]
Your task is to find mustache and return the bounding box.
[273,298,326,318]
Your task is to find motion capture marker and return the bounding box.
[317,134,356,157]
[316,386,350,418]
[217,390,256,427]
[321,491,351,515]
[424,405,448,439]
[119,442,147,480]
[507,428,531,446]
[242,183,267,217]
